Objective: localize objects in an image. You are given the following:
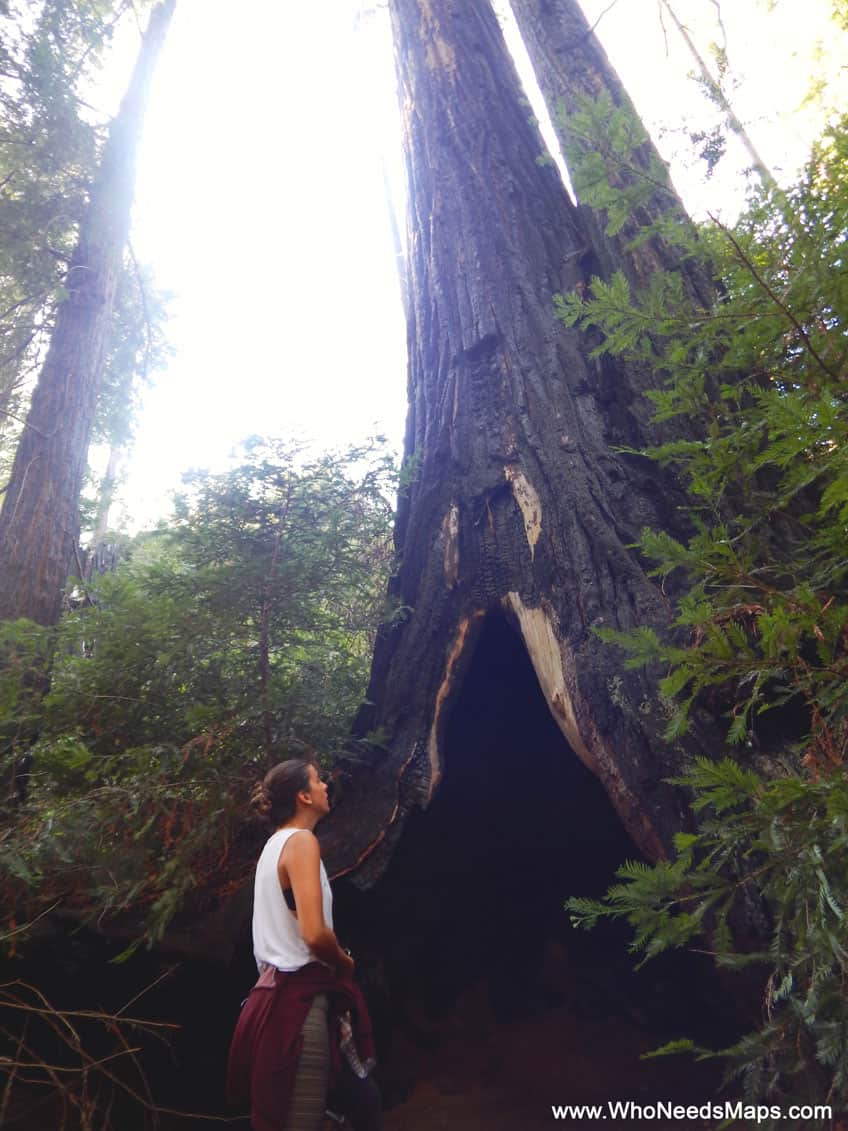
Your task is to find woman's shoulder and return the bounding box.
[266,825,315,844]
[258,826,311,861]
[275,827,320,858]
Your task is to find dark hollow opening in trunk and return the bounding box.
[363,609,638,1019]
[340,609,731,1118]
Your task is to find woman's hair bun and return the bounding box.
[252,759,313,826]
[250,780,273,817]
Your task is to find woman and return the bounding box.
[227,759,381,1131]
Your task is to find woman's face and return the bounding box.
[305,763,330,819]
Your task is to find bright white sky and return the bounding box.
[96,0,846,531]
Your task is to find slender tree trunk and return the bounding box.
[92,443,122,545]
[659,0,776,191]
[322,0,704,884]
[0,1,175,626]
[507,0,713,303]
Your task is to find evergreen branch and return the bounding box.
[0,291,48,325]
[708,212,840,383]
[66,0,138,89]
[565,123,679,200]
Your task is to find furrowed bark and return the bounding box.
[321,0,702,885]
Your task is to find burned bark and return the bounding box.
[0,1,175,626]
[507,0,713,304]
[321,0,707,884]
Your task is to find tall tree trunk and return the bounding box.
[507,0,713,303]
[0,1,175,626]
[322,0,704,884]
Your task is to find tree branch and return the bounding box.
[0,407,48,438]
[586,0,623,38]
[660,0,776,189]
[708,212,840,383]
[707,0,729,57]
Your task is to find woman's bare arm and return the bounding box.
[280,830,354,976]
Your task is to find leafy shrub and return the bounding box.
[0,436,395,945]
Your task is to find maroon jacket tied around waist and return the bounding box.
[226,962,375,1131]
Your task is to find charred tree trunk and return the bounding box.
[507,0,713,302]
[0,1,175,626]
[322,0,706,884]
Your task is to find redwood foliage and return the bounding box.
[563,97,848,1113]
[0,438,395,945]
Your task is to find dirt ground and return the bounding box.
[379,947,724,1131]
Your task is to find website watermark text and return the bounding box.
[551,1099,833,1122]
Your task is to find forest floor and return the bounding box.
[0,934,735,1130]
[378,942,726,1131]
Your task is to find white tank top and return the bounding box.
[252,827,334,972]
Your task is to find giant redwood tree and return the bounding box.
[0,0,175,626]
[321,0,714,887]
